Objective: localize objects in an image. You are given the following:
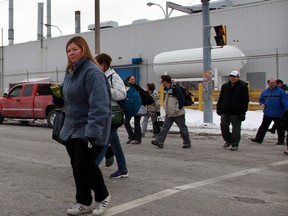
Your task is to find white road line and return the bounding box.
[105,160,288,216]
[0,153,69,168]
[106,189,180,215]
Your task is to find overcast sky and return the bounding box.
[0,0,212,45]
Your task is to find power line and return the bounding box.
[0,0,8,4]
[188,0,198,6]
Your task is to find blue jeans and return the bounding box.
[141,115,149,134]
[96,127,128,172]
[141,115,159,135]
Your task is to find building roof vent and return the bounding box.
[88,21,119,30]
[132,19,150,25]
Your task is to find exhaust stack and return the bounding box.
[8,0,14,45]
[46,0,51,38]
[37,2,44,40]
[75,11,81,33]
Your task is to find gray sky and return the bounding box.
[0,0,209,45]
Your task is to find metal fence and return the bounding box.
[1,48,287,95]
[159,83,263,111]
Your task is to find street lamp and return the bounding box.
[147,2,193,19]
[43,23,62,36]
[147,2,167,18]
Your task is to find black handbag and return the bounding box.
[112,105,124,127]
[156,116,164,128]
[52,108,65,145]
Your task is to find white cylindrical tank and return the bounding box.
[153,45,247,78]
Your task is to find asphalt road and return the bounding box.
[0,121,287,216]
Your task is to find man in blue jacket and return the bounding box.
[251,78,288,145]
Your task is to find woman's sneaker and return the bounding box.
[126,139,134,144]
[66,203,92,215]
[230,146,238,151]
[223,143,230,149]
[92,194,111,215]
[110,170,129,178]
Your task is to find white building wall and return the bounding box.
[1,0,287,91]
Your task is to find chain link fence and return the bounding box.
[1,48,287,94]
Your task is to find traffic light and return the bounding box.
[214,25,227,46]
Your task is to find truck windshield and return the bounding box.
[9,86,22,97]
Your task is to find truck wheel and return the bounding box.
[0,114,4,124]
[47,109,56,128]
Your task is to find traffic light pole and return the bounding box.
[201,0,213,124]
[94,0,100,54]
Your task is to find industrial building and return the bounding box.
[0,0,287,92]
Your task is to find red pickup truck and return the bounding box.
[0,82,57,128]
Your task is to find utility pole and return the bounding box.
[201,0,213,123]
[1,29,4,93]
[94,0,100,54]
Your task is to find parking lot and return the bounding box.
[0,122,287,216]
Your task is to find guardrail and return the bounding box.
[159,83,263,111]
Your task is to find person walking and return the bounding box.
[251,78,288,145]
[141,83,161,137]
[124,75,144,144]
[267,79,288,134]
[95,53,129,178]
[59,36,111,216]
[216,71,249,151]
[151,75,191,149]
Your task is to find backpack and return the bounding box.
[107,74,142,118]
[138,88,154,106]
[120,85,142,118]
[172,84,194,106]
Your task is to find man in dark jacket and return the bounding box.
[217,71,249,151]
[276,79,288,93]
